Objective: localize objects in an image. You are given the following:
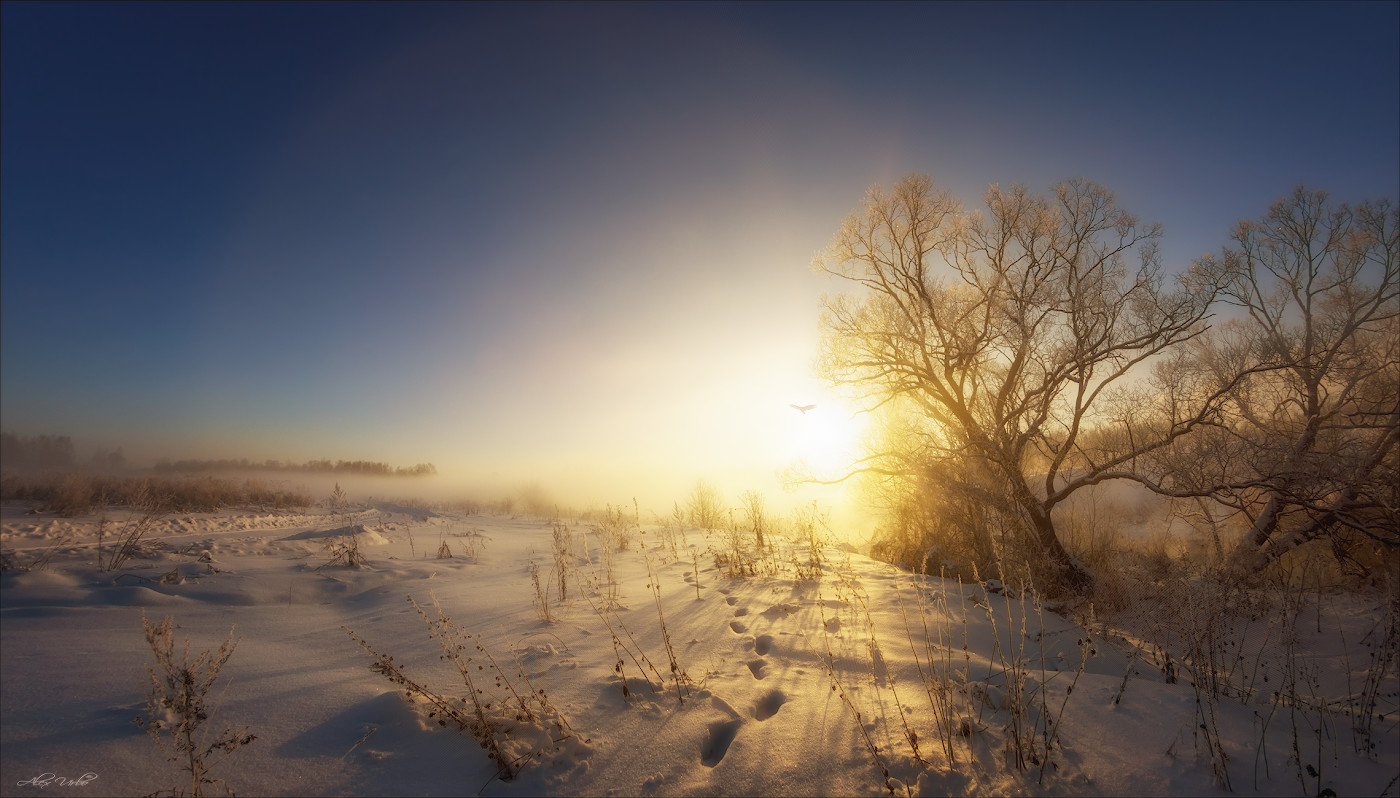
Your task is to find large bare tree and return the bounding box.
[815,175,1231,592]
[1148,188,1399,574]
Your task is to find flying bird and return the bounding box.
[791,404,817,414]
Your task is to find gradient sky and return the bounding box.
[3,1,1397,509]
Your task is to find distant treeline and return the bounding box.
[1,471,313,516]
[1,432,433,477]
[0,433,89,470]
[151,457,437,477]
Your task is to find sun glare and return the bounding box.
[782,399,866,476]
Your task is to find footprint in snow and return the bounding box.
[700,695,743,768]
[752,689,787,721]
[700,719,742,768]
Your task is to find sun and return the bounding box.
[782,399,865,476]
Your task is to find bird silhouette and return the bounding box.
[790,404,817,414]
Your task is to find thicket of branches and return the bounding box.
[816,175,1397,595]
[1145,188,1398,577]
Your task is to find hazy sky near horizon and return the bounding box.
[3,1,1397,508]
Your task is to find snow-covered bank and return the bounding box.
[2,502,1395,797]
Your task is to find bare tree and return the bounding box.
[815,175,1232,593]
[685,479,725,530]
[1149,188,1399,575]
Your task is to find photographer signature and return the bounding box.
[16,773,98,789]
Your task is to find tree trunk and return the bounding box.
[1021,499,1094,596]
[1229,483,1370,577]
[1226,493,1284,574]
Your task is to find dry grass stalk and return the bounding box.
[530,560,553,622]
[642,537,690,704]
[102,481,170,571]
[552,524,573,601]
[816,583,899,795]
[582,573,666,699]
[343,593,576,783]
[896,571,961,766]
[134,612,256,798]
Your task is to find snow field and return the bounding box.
[2,502,1396,797]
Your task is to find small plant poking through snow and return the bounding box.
[344,593,581,784]
[640,507,691,705]
[321,528,368,568]
[818,585,896,793]
[328,481,348,514]
[101,480,170,571]
[134,612,256,798]
[552,523,573,601]
[587,512,622,607]
[319,483,368,568]
[791,501,828,581]
[582,567,668,700]
[530,560,553,622]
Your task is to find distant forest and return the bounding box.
[0,433,85,470]
[152,458,437,477]
[0,432,435,477]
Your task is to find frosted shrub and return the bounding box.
[344,594,579,783]
[134,612,256,798]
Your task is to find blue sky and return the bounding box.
[3,1,1397,507]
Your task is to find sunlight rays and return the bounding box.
[781,396,866,477]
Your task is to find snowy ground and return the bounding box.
[1,500,1395,797]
